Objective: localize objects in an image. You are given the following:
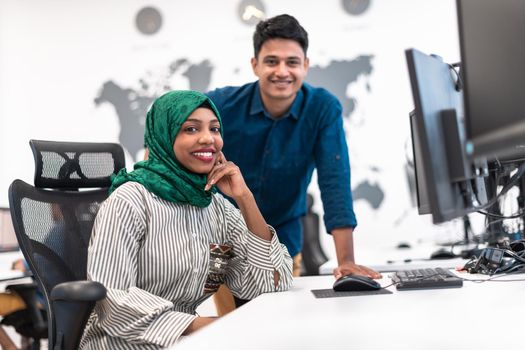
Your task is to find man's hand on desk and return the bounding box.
[331,227,382,280]
[333,261,382,280]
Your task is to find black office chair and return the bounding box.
[300,194,328,276]
[8,139,125,350]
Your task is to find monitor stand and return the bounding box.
[429,216,477,260]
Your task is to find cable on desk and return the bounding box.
[456,269,525,283]
[381,282,398,289]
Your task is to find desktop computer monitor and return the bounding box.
[406,48,487,224]
[406,1,525,241]
[457,0,525,242]
[457,0,525,161]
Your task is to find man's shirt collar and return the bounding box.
[250,82,303,120]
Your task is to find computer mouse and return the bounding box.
[430,248,456,260]
[333,274,381,292]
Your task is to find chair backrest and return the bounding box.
[9,139,125,350]
[300,194,328,275]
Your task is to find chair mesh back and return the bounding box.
[11,184,108,298]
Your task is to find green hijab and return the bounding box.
[110,90,223,207]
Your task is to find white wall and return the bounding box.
[0,0,468,259]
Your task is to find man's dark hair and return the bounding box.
[253,14,309,58]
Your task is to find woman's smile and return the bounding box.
[191,148,216,163]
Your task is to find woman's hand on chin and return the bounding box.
[205,152,251,200]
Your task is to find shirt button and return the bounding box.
[192,232,196,237]
[193,268,198,273]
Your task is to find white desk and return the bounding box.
[174,273,525,350]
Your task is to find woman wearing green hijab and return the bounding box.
[81,91,293,349]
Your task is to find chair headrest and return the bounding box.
[30,139,125,189]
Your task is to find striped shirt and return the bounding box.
[80,182,293,349]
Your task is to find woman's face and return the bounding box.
[173,107,223,174]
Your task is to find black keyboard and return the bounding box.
[390,267,463,290]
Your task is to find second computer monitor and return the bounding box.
[406,48,486,224]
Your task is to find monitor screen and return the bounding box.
[457,0,525,160]
[406,48,487,224]
[0,207,19,252]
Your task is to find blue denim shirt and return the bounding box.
[207,82,357,257]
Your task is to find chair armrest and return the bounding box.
[50,281,106,302]
[50,281,106,350]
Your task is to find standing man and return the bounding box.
[207,14,380,314]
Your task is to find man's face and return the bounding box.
[251,38,309,108]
